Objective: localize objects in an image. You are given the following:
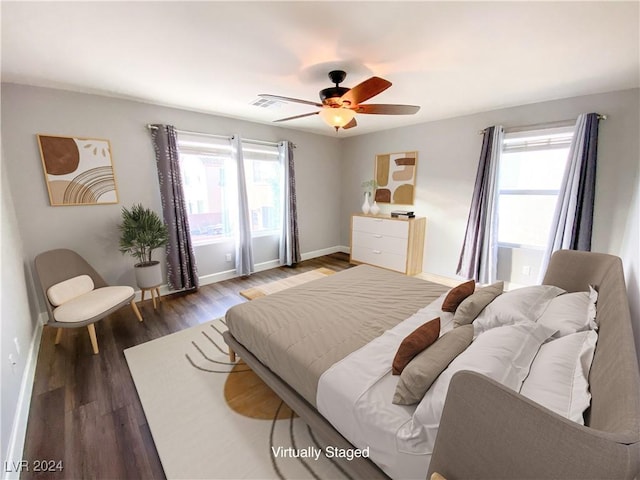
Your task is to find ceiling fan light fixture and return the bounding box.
[319,107,356,129]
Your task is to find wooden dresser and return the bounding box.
[350,214,426,275]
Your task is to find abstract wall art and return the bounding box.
[37,134,119,206]
[374,151,418,205]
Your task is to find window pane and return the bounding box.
[499,148,569,191]
[177,136,283,245]
[245,159,282,234]
[497,194,557,247]
[179,153,233,243]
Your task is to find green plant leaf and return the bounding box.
[118,203,169,265]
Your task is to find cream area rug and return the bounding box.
[239,268,336,300]
[125,318,351,479]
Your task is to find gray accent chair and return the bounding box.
[35,248,143,354]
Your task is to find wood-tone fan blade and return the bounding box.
[342,117,358,129]
[258,94,323,108]
[341,77,392,106]
[274,111,320,122]
[355,104,420,115]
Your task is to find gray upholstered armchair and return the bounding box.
[34,248,143,354]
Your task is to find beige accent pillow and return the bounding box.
[393,325,474,405]
[47,274,94,306]
[453,281,504,327]
[441,279,475,312]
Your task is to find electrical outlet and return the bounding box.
[522,265,531,276]
[225,253,232,262]
[13,337,21,356]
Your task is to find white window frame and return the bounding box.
[176,134,282,247]
[497,126,574,250]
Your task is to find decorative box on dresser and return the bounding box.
[350,214,426,275]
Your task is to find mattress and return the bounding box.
[225,264,449,406]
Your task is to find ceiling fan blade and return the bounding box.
[258,94,322,108]
[341,77,392,106]
[273,111,320,122]
[355,104,420,115]
[342,117,358,130]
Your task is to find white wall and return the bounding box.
[1,83,342,292]
[341,88,640,356]
[1,144,41,468]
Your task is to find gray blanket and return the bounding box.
[226,265,449,406]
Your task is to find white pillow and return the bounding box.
[473,285,565,337]
[537,289,598,337]
[47,274,95,306]
[520,330,598,424]
[397,322,556,454]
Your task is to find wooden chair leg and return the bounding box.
[151,288,157,310]
[229,348,236,363]
[87,324,99,354]
[130,300,143,322]
[54,328,63,345]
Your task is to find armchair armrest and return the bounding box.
[427,371,639,479]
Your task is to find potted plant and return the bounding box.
[118,203,169,289]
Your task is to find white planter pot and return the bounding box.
[134,261,163,289]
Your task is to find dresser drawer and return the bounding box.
[352,230,408,256]
[350,214,426,275]
[352,216,409,239]
[351,246,407,273]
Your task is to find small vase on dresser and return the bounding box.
[361,192,371,214]
[370,200,380,215]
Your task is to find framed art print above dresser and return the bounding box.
[350,214,426,275]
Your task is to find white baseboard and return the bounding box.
[197,259,281,288]
[300,245,347,261]
[336,245,350,255]
[3,319,44,480]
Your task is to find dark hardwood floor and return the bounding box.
[21,253,352,480]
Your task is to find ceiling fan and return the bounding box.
[259,70,420,131]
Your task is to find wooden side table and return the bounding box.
[140,285,162,310]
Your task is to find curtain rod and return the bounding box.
[477,114,607,135]
[146,124,293,148]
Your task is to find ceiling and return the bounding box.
[2,1,639,137]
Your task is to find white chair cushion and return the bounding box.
[47,274,94,306]
[53,286,134,323]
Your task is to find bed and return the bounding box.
[223,250,640,479]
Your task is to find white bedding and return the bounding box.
[317,288,558,480]
[316,293,453,480]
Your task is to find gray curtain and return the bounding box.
[540,113,599,277]
[456,125,503,283]
[232,135,254,276]
[150,124,198,290]
[278,141,301,266]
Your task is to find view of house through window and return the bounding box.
[497,126,574,283]
[176,134,281,245]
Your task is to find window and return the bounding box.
[497,127,574,249]
[176,134,282,245]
